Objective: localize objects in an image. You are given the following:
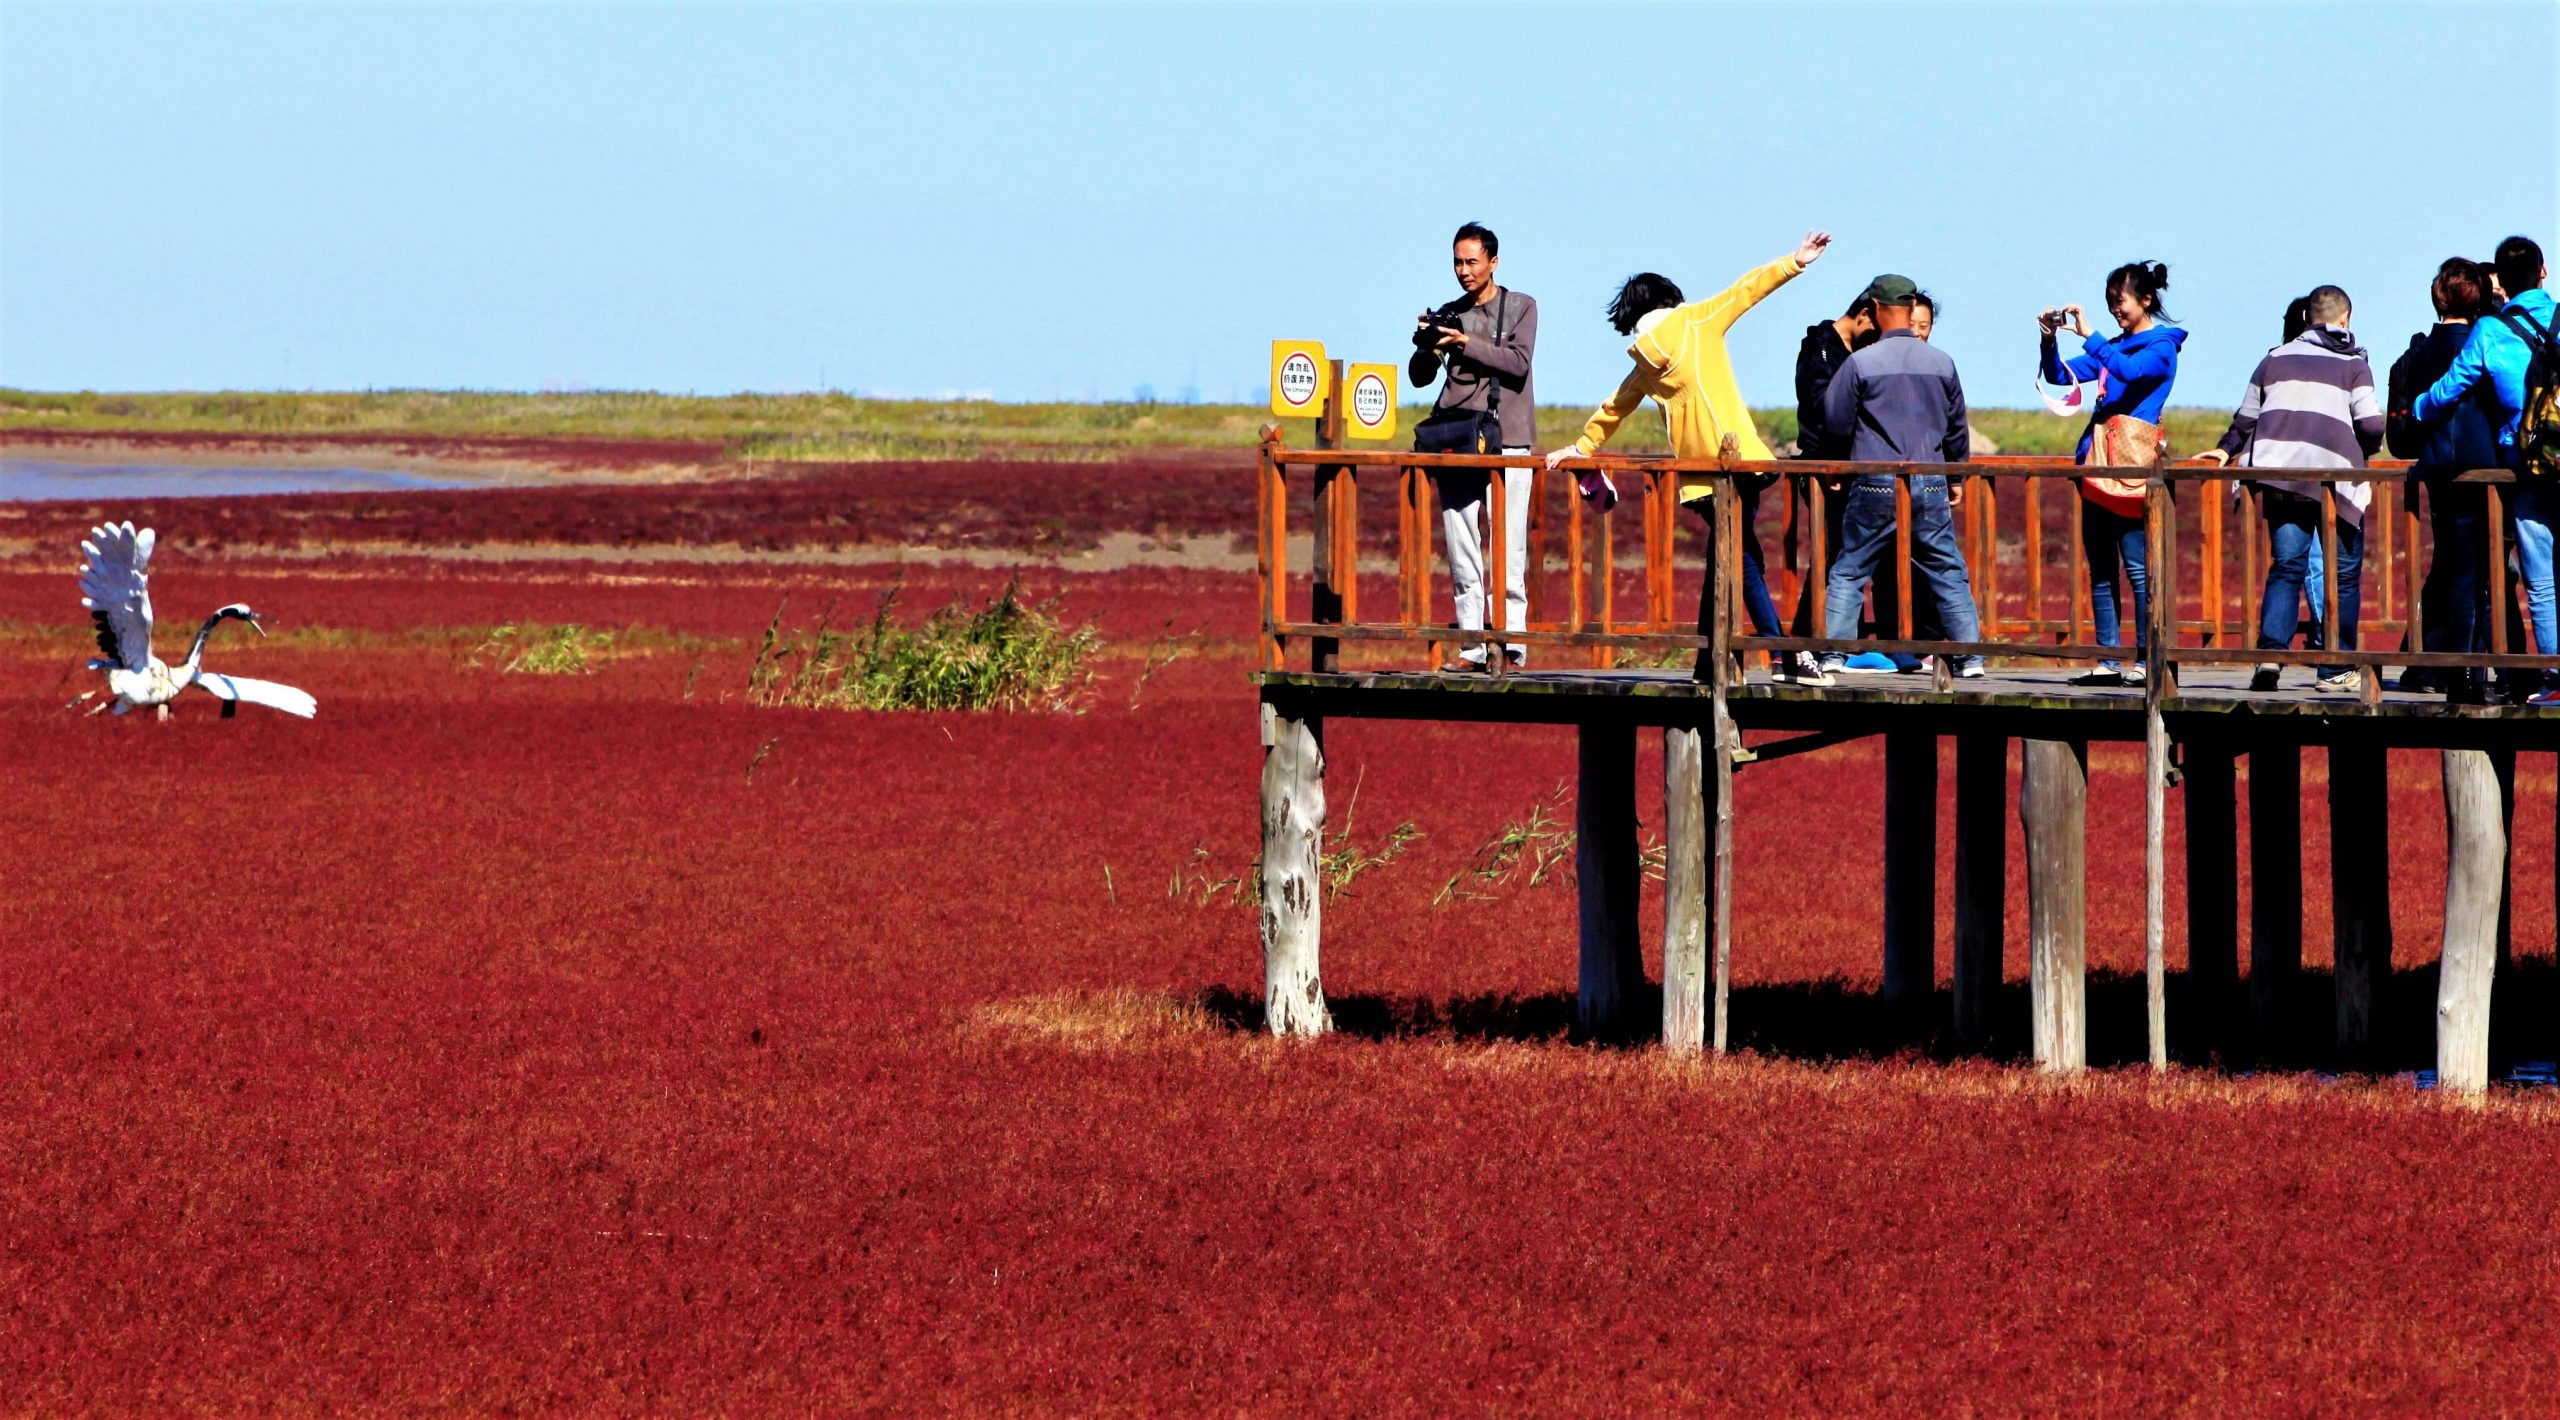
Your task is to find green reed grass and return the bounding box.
[746,580,1100,712]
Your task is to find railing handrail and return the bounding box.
[1267,443,2514,484]
[1255,429,2549,692]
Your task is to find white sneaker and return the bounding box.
[1775,651,1833,686]
[1957,659,1986,679]
[2121,664,2148,686]
[2316,670,2362,694]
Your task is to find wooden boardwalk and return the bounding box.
[1250,436,2557,1092]
[1261,664,2554,747]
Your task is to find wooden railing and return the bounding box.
[1257,429,2552,701]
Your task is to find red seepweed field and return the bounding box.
[5,460,2560,1413]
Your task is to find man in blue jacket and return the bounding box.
[2416,234,2557,704]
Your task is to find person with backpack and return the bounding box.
[2195,285,2386,694]
[1410,222,1537,672]
[2414,234,2559,705]
[2037,261,2187,687]
[1546,229,1834,682]
[2388,257,2507,703]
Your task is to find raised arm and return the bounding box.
[1571,364,1651,456]
[2083,332,2175,384]
[2040,333,2101,385]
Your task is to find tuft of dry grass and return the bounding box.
[966,988,1222,1051]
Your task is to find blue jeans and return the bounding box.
[1823,476,1982,658]
[2516,483,2557,685]
[2082,500,2150,669]
[2258,494,2361,678]
[1739,480,1783,637]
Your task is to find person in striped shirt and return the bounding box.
[2196,285,2388,692]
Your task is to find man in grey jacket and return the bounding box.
[1816,275,1985,679]
[1410,222,1537,670]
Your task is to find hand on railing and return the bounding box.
[1546,446,1619,511]
[2191,449,2231,467]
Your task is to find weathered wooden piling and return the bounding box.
[1576,724,1645,1040]
[2022,739,2088,1072]
[2248,745,2303,1058]
[1662,725,1708,1052]
[2329,743,2393,1066]
[1259,706,1329,1036]
[1951,734,2007,1046]
[1882,731,1938,1012]
[2438,748,2507,1095]
[2181,744,2241,1059]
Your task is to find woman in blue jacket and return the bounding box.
[2039,261,2187,685]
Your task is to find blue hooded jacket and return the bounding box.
[2040,324,2190,463]
[2414,287,2556,452]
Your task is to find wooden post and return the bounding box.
[2023,738,2089,1073]
[2330,742,2392,1069]
[1883,732,1938,1012]
[1952,734,2008,1047]
[2183,742,2241,1061]
[2141,479,2175,1071]
[2248,744,2302,1061]
[1708,467,1740,1052]
[2438,748,2506,1095]
[1259,704,1329,1036]
[1663,725,1708,1053]
[1576,723,1645,1040]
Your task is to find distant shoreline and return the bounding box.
[1,388,2239,460]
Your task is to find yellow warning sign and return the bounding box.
[1344,363,1398,441]
[1269,340,1330,418]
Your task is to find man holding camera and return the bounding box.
[1410,221,1537,671]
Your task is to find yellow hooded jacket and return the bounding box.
[1572,252,1804,502]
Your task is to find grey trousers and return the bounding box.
[1434,449,1532,663]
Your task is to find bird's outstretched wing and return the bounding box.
[195,672,317,719]
[78,522,156,672]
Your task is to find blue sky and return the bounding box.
[3,2,2554,408]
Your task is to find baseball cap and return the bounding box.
[1862,274,1920,307]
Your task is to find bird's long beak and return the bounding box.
[248,614,270,638]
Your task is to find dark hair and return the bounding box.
[2494,234,2543,299]
[1606,273,1686,336]
[2105,260,2172,320]
[2432,257,2494,320]
[1841,293,1877,320]
[1911,289,1937,316]
[1453,222,1499,259]
[2304,284,2352,324]
[2282,293,2313,343]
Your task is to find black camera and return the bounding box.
[1412,309,1463,348]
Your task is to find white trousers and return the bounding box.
[1434,450,1532,663]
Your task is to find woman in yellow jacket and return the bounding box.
[1546,230,1831,675]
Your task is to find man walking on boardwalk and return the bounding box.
[1816,275,1987,678]
[1411,222,1537,671]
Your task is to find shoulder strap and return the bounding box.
[2495,307,2555,353]
[1484,291,1511,415]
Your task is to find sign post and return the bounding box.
[1271,342,1400,675]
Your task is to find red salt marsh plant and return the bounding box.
[4,515,2560,1410]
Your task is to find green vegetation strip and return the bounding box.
[3,389,2233,460]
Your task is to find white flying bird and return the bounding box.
[70,522,317,721]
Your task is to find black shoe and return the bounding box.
[2446,679,2493,707]
[2397,669,2441,694]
